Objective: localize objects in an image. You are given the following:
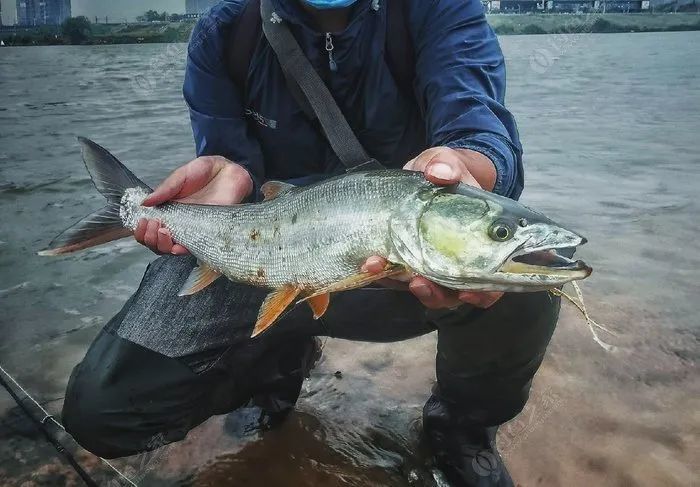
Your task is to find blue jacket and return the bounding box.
[184,0,524,199]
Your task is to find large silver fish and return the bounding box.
[41,138,592,336]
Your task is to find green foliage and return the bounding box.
[521,24,547,35]
[494,23,516,35]
[139,10,169,22]
[61,16,92,45]
[589,18,624,33]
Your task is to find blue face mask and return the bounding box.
[301,0,360,9]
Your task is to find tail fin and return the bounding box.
[38,137,151,256]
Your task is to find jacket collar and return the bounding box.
[268,0,377,34]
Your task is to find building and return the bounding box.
[545,0,596,11]
[484,0,543,11]
[483,0,649,10]
[185,0,220,15]
[546,0,645,10]
[16,0,71,26]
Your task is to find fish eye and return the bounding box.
[489,221,515,242]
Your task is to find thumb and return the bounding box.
[425,157,480,188]
[424,158,462,186]
[142,167,186,207]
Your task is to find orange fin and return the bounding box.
[178,262,222,296]
[307,293,330,319]
[303,263,405,300]
[251,285,302,337]
[261,180,295,201]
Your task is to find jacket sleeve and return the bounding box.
[408,0,523,199]
[183,4,265,194]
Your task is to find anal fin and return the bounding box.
[307,293,330,319]
[252,285,302,338]
[178,262,222,296]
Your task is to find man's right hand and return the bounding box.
[134,156,253,255]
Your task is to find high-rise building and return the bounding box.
[16,0,71,26]
[185,0,220,15]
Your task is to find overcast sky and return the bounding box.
[1,0,186,24]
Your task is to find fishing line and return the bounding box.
[0,363,138,486]
[550,282,618,352]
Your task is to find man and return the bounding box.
[62,0,561,485]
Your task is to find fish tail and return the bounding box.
[38,137,152,256]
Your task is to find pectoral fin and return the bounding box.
[307,293,330,319]
[252,285,302,338]
[302,263,405,300]
[178,262,222,296]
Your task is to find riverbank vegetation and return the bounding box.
[1,12,699,46]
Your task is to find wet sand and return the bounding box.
[1,32,698,486]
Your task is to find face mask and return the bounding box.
[301,0,360,9]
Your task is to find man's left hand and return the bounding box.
[362,146,504,310]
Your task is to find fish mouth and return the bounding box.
[498,238,592,278]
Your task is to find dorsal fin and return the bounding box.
[346,159,386,173]
[261,180,295,201]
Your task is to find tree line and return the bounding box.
[136,10,188,22]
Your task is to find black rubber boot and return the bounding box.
[423,395,514,487]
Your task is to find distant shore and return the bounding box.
[1,12,699,46]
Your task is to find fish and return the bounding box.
[40,138,592,337]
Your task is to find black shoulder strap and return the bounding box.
[226,0,262,96]
[260,0,378,170]
[385,0,415,99]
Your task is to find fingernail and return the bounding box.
[412,283,432,299]
[158,228,170,236]
[429,162,456,180]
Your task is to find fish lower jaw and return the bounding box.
[425,269,591,292]
[119,187,150,230]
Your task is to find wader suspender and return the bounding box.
[226,0,415,170]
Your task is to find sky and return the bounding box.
[1,0,185,24]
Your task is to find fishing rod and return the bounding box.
[0,364,138,486]
[0,368,99,486]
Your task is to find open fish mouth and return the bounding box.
[498,239,592,278]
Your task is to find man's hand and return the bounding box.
[135,156,253,255]
[363,146,503,310]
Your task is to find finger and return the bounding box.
[157,227,174,254]
[171,244,190,256]
[143,220,160,250]
[142,167,186,207]
[409,276,462,309]
[458,291,504,309]
[133,219,148,243]
[361,255,388,274]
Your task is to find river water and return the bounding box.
[0,32,698,486]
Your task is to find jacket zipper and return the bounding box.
[325,32,338,73]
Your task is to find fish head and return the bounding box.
[389,183,591,292]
